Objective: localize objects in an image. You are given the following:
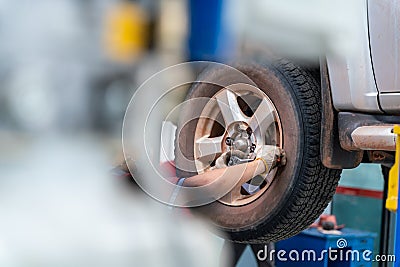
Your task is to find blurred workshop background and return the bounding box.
[0,1,249,266]
[0,0,388,266]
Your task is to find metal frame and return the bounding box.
[391,125,400,266]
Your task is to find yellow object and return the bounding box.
[386,125,400,212]
[103,1,148,63]
[256,158,269,176]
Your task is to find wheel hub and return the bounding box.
[224,123,256,165]
[193,84,283,206]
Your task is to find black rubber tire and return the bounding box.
[175,59,342,242]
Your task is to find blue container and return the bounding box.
[275,228,376,267]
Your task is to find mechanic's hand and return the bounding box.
[214,152,229,169]
[256,145,286,176]
[214,150,256,169]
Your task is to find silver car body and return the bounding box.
[327,0,400,114]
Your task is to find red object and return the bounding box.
[335,186,383,199]
[159,161,180,184]
[310,214,345,230]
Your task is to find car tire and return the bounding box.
[175,59,342,242]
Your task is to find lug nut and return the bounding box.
[246,127,253,135]
[225,137,232,146]
[250,143,256,153]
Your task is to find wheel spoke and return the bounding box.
[215,89,246,126]
[195,136,223,159]
[248,98,276,135]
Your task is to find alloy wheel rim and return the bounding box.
[193,84,283,206]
